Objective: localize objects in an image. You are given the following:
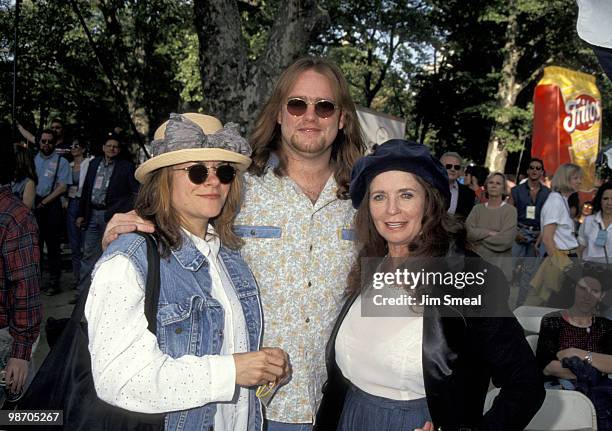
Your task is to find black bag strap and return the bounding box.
[72,232,161,334]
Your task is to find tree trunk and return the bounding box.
[484,0,522,173]
[193,0,328,128]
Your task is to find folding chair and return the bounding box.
[484,387,597,430]
[513,305,561,334]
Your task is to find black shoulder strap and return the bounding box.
[139,232,161,334]
[73,232,161,335]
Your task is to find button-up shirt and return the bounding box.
[34,151,72,197]
[0,186,42,360]
[91,158,115,206]
[510,181,550,229]
[448,181,459,215]
[235,171,356,423]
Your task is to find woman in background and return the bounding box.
[12,144,37,209]
[466,172,517,280]
[66,139,91,286]
[578,182,612,264]
[528,163,583,306]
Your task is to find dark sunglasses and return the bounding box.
[286,98,338,118]
[173,163,236,185]
[529,165,543,171]
[40,139,53,144]
[445,164,461,171]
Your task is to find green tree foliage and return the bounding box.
[313,0,431,122]
[0,0,194,148]
[413,0,610,171]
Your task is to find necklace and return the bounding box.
[566,309,593,329]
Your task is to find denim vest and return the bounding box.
[98,232,263,431]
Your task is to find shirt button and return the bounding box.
[309,244,313,251]
[174,327,182,334]
[305,317,310,323]
[307,281,312,287]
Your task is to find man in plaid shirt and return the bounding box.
[0,143,42,396]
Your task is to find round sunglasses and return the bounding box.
[173,163,236,185]
[286,97,338,118]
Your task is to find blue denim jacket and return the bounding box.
[99,232,263,431]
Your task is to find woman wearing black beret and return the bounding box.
[315,140,545,431]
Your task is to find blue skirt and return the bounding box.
[337,384,431,431]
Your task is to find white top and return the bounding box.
[448,181,459,215]
[578,212,612,262]
[85,227,248,430]
[577,0,612,48]
[68,156,92,198]
[541,192,579,250]
[335,295,425,400]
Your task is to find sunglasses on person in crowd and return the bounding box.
[286,98,338,118]
[529,165,543,171]
[173,163,236,185]
[445,164,461,171]
[40,139,53,144]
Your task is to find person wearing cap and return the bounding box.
[76,132,139,289]
[85,113,289,431]
[315,140,543,431]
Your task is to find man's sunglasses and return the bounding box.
[286,98,338,118]
[173,163,236,185]
[529,165,543,171]
[445,164,461,171]
[40,139,53,144]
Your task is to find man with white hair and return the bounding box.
[440,151,476,220]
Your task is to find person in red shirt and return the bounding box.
[0,140,42,399]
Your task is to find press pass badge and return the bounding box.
[526,205,536,220]
[595,229,608,247]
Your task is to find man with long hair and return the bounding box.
[102,57,366,430]
[237,57,365,429]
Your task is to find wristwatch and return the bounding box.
[584,351,593,365]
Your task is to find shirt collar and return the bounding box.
[181,225,220,260]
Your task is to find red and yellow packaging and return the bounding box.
[531,66,601,190]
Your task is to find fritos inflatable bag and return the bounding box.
[532,66,601,190]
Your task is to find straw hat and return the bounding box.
[134,113,252,183]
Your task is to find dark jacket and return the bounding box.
[78,156,139,225]
[456,182,476,220]
[315,253,545,431]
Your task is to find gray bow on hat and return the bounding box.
[149,113,251,158]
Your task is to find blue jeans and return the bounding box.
[265,421,312,431]
[79,209,107,290]
[512,239,541,306]
[337,384,430,431]
[66,198,82,282]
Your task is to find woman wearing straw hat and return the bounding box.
[85,113,290,431]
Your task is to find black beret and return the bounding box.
[349,139,450,209]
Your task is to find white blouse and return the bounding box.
[540,192,579,250]
[578,212,612,262]
[335,295,426,400]
[85,227,249,430]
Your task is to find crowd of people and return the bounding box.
[0,55,610,430]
